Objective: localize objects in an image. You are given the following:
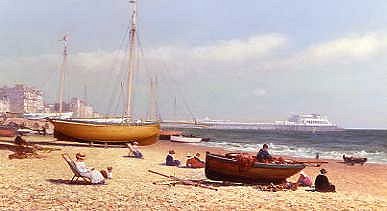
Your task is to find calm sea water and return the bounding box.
[177,128,387,164]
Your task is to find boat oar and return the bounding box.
[148,170,218,191]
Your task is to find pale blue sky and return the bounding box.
[1,0,387,128]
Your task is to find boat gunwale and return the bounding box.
[206,152,306,169]
[49,118,160,127]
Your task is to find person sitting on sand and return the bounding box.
[315,169,335,192]
[166,150,180,166]
[256,144,272,163]
[297,171,313,187]
[186,152,205,168]
[74,153,105,184]
[127,142,143,158]
[100,167,113,179]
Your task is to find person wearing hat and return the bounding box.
[314,169,335,192]
[256,144,272,163]
[186,152,205,168]
[165,149,180,166]
[127,142,143,159]
[74,153,105,184]
[297,171,313,187]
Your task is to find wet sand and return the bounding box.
[0,135,386,210]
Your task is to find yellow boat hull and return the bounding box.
[50,119,160,145]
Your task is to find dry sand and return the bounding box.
[0,135,387,210]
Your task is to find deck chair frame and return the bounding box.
[62,153,91,183]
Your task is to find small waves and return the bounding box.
[183,128,387,164]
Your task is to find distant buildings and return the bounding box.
[0,84,44,113]
[0,84,99,118]
[0,97,10,113]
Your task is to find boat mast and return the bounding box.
[125,0,137,121]
[58,34,68,114]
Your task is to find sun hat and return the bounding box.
[186,153,193,158]
[76,153,86,160]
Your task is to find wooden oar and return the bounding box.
[148,170,218,191]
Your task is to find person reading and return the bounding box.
[314,169,335,192]
[256,144,272,163]
[74,153,105,184]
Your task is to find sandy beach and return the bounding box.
[0,135,387,210]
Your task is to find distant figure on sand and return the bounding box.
[127,142,143,158]
[315,169,335,192]
[256,144,272,163]
[297,171,313,187]
[186,152,205,168]
[166,150,180,166]
[74,153,105,184]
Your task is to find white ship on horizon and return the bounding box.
[173,114,343,132]
[273,114,342,132]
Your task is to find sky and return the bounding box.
[1,0,387,128]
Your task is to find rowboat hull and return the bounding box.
[205,152,305,183]
[159,130,183,140]
[170,135,202,143]
[0,126,16,137]
[49,119,160,145]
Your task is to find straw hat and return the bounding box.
[320,168,328,174]
[76,153,86,160]
[186,153,193,158]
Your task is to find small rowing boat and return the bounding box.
[170,135,202,143]
[0,126,16,137]
[205,152,306,183]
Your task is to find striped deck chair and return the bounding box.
[61,153,91,183]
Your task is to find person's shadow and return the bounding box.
[46,178,91,185]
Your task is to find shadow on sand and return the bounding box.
[46,178,91,185]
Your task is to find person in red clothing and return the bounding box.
[186,152,205,168]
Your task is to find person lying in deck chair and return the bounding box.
[127,142,143,158]
[74,153,105,184]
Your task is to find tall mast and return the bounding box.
[58,34,68,113]
[126,0,137,120]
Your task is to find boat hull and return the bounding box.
[205,152,305,183]
[170,135,202,143]
[50,119,160,145]
[0,126,16,137]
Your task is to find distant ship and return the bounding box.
[194,114,343,132]
[273,114,342,132]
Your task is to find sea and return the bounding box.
[177,128,387,164]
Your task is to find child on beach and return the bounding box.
[186,152,205,168]
[297,171,313,187]
[74,153,105,184]
[166,150,180,166]
[127,142,143,158]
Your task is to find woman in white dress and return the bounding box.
[74,153,105,184]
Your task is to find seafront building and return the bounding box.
[0,97,10,113]
[0,84,44,113]
[0,84,98,118]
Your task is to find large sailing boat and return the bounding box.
[49,0,160,145]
